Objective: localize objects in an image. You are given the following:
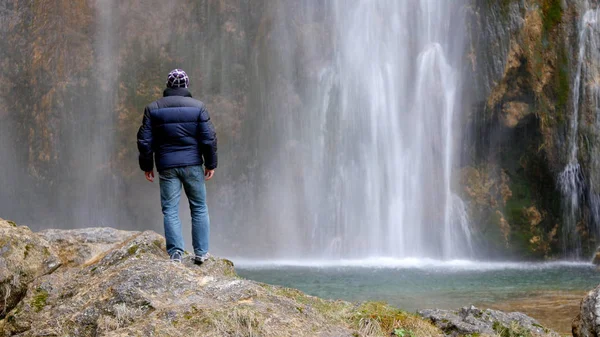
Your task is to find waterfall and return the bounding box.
[254,0,471,259]
[558,1,600,258]
[0,1,472,260]
[67,0,120,227]
[582,3,600,254]
[0,1,124,228]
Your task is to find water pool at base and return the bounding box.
[236,261,600,334]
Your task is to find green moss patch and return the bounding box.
[23,244,33,259]
[152,240,163,249]
[541,0,563,33]
[493,320,534,337]
[31,288,49,312]
[127,245,139,255]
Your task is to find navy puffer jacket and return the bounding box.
[137,87,218,172]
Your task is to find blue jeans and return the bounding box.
[159,165,209,256]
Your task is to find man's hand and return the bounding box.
[205,169,215,181]
[145,171,155,182]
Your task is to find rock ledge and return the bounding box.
[0,219,562,337]
[419,306,558,337]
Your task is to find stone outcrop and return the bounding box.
[573,285,600,337]
[0,219,60,319]
[461,0,588,259]
[0,220,565,336]
[0,221,443,337]
[38,227,140,267]
[419,306,558,337]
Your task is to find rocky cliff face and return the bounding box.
[461,0,600,259]
[0,0,266,237]
[0,1,335,257]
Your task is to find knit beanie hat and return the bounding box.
[166,69,189,88]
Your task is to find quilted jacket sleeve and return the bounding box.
[136,107,154,172]
[198,105,218,170]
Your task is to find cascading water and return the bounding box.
[0,1,473,261]
[68,0,119,227]
[558,1,600,258]
[254,0,472,260]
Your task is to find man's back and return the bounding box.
[137,87,217,173]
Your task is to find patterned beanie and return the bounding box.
[166,69,189,88]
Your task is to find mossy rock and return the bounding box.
[0,219,60,318]
[540,0,563,33]
[30,288,49,312]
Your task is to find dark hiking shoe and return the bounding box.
[170,251,183,263]
[193,253,211,265]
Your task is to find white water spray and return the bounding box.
[257,0,472,260]
[558,2,600,258]
[68,0,119,227]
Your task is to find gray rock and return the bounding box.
[573,285,600,337]
[419,305,558,337]
[38,227,141,267]
[0,219,60,319]
[0,227,360,337]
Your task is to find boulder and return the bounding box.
[0,219,60,319]
[38,227,141,267]
[418,305,558,337]
[0,229,363,337]
[0,222,441,336]
[592,246,600,266]
[573,285,600,337]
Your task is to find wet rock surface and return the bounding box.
[418,305,559,337]
[459,0,600,261]
[573,285,600,337]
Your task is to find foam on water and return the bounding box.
[233,257,593,270]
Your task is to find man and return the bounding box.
[137,69,217,264]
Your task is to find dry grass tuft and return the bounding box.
[358,317,384,336]
[114,303,143,328]
[351,302,442,337]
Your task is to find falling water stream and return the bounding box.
[0,1,473,260]
[558,1,600,258]
[71,0,119,227]
[253,0,472,260]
